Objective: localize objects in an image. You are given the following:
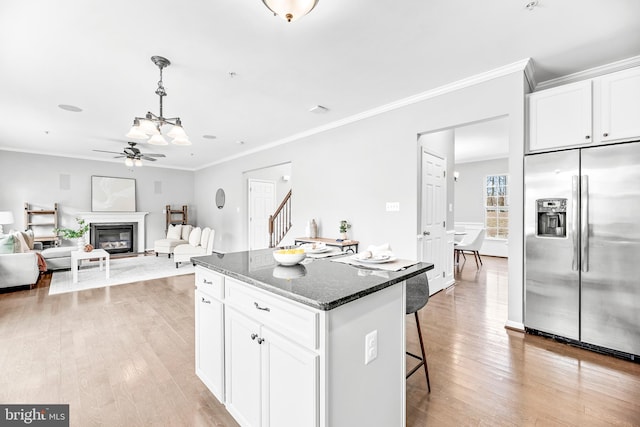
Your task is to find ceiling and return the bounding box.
[1,1,639,170]
[455,117,509,164]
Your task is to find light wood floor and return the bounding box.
[1,257,638,426]
[407,256,640,426]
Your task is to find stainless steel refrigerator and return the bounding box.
[525,141,640,359]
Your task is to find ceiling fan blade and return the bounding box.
[93,149,124,155]
[140,156,157,161]
[140,153,166,157]
[113,155,125,159]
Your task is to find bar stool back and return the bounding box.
[406,273,431,392]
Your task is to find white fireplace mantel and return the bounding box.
[79,212,148,253]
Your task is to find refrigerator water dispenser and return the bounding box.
[536,198,567,237]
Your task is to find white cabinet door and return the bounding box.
[261,327,319,427]
[195,289,224,402]
[225,308,262,427]
[528,80,592,152]
[596,67,640,143]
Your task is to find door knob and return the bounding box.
[423,231,430,236]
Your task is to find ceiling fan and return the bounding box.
[93,141,166,167]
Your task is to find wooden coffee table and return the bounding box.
[71,249,110,283]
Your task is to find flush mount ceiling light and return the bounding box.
[262,0,319,22]
[126,56,191,146]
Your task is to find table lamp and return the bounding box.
[0,211,15,234]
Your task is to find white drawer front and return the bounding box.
[225,278,318,350]
[195,266,224,300]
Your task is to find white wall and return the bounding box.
[454,157,509,223]
[0,151,195,249]
[195,71,526,328]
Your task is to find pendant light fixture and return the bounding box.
[126,56,191,146]
[262,0,319,22]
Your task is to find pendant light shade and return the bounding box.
[148,134,169,146]
[262,0,319,22]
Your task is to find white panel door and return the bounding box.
[420,150,445,294]
[249,180,275,250]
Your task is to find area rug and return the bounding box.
[49,255,195,295]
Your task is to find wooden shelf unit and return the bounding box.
[166,205,188,232]
[24,202,60,247]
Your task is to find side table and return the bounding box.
[293,237,359,254]
[71,249,110,283]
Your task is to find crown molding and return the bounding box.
[196,59,532,170]
[535,55,640,91]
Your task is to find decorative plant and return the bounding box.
[54,218,89,239]
[339,220,351,233]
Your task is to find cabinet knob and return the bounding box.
[603,132,609,137]
[201,297,211,304]
[257,338,265,345]
[254,302,271,312]
[251,333,258,340]
[585,135,590,140]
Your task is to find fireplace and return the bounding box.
[80,212,148,254]
[91,223,136,254]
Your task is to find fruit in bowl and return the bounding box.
[273,248,306,266]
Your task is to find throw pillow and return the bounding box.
[188,227,202,246]
[200,228,211,248]
[167,224,182,240]
[181,224,193,241]
[22,230,35,250]
[13,231,30,253]
[0,234,15,254]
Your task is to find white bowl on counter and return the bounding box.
[273,249,307,266]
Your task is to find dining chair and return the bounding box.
[454,228,485,269]
[406,272,431,393]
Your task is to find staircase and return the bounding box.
[269,190,292,248]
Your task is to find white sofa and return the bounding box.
[0,231,41,289]
[154,224,193,258]
[174,227,215,268]
[0,252,39,289]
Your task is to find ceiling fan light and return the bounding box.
[125,157,134,167]
[172,136,192,146]
[148,134,168,145]
[167,123,187,139]
[139,118,160,135]
[134,159,143,167]
[262,0,318,22]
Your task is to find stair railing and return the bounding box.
[269,190,292,248]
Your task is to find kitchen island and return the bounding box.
[192,249,433,427]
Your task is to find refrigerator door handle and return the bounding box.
[571,175,579,271]
[581,175,589,272]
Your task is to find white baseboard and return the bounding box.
[504,320,524,332]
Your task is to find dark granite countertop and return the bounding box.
[192,249,434,311]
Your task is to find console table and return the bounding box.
[294,237,359,253]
